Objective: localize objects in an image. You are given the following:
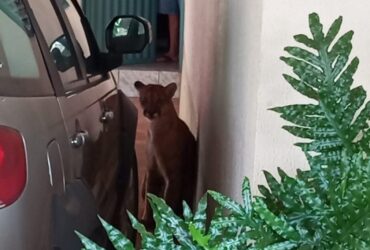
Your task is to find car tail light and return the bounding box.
[0,126,26,208]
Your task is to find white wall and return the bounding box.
[180,0,370,200]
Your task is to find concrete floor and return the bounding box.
[130,97,180,217]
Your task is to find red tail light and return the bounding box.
[0,127,26,208]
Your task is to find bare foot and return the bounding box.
[156,53,178,62]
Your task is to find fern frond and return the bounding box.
[274,12,370,163]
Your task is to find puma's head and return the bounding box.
[134,81,177,120]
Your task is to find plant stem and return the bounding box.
[318,48,354,154]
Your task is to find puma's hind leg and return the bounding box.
[161,170,183,216]
[140,167,162,231]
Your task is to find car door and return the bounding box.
[27,0,124,248]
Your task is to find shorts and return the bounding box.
[158,0,179,15]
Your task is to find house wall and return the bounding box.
[180,0,370,200]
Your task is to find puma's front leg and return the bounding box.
[159,166,183,215]
[140,156,158,228]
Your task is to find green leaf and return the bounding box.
[282,126,314,139]
[127,211,158,249]
[280,58,323,88]
[208,190,245,216]
[98,216,135,250]
[147,198,175,246]
[277,167,289,180]
[296,138,342,152]
[254,198,300,242]
[272,104,324,127]
[336,57,359,91]
[263,171,282,198]
[210,215,249,229]
[350,101,370,143]
[280,74,319,100]
[147,194,197,249]
[183,201,194,223]
[242,177,253,216]
[294,34,318,50]
[193,194,208,233]
[328,31,354,63]
[309,13,324,43]
[217,230,250,250]
[324,16,343,46]
[189,223,212,249]
[340,86,366,126]
[284,46,320,66]
[208,206,224,243]
[264,241,297,250]
[75,231,105,250]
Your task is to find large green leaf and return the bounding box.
[254,198,300,242]
[147,198,176,247]
[147,194,198,249]
[127,211,158,249]
[98,216,135,250]
[208,190,245,216]
[274,10,370,167]
[75,231,105,250]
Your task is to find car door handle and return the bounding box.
[100,110,114,123]
[70,131,89,148]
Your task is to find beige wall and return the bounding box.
[180,0,370,201]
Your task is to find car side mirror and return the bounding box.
[50,35,75,72]
[106,16,152,54]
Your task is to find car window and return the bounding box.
[56,0,98,78]
[0,0,53,96]
[28,0,86,92]
[59,0,91,59]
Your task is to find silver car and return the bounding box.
[0,0,151,249]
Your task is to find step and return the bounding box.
[115,62,181,98]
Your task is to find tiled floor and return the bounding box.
[121,62,179,72]
[117,62,181,98]
[130,97,180,217]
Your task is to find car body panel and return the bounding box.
[0,96,69,249]
[57,76,121,217]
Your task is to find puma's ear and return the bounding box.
[134,81,145,90]
[165,83,177,98]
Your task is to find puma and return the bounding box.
[134,81,197,229]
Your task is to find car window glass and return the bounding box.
[0,0,52,96]
[59,0,101,77]
[60,0,91,59]
[0,3,38,78]
[28,0,86,92]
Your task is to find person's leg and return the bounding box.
[164,14,179,61]
[158,0,179,62]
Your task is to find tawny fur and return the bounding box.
[134,81,197,230]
